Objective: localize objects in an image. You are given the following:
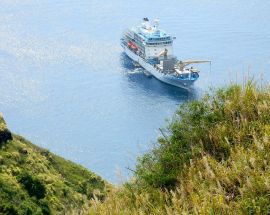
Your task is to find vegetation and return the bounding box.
[90,82,270,214]
[1,82,269,214]
[0,115,107,214]
[0,113,12,144]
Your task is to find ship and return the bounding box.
[121,18,211,89]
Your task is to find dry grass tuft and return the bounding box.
[90,82,270,214]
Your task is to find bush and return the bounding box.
[90,82,270,214]
[135,83,270,189]
[18,172,46,199]
[0,203,19,215]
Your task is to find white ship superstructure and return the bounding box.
[121,18,210,89]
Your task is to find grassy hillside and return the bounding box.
[0,115,106,214]
[90,82,270,214]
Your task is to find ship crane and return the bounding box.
[178,60,211,72]
[121,18,210,89]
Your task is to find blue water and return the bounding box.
[0,0,270,182]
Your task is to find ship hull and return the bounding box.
[123,46,196,90]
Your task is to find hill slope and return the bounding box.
[90,82,270,214]
[0,115,106,214]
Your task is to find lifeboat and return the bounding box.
[128,41,138,51]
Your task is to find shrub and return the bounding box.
[135,83,270,189]
[18,172,46,199]
[0,203,19,215]
[90,82,270,214]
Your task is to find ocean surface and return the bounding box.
[0,0,270,182]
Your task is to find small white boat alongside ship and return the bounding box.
[121,18,210,89]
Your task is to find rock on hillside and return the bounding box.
[0,113,12,144]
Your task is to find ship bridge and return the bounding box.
[134,18,174,59]
[122,18,175,59]
[136,20,173,44]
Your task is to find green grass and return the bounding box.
[2,82,270,214]
[90,82,270,214]
[0,115,107,214]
